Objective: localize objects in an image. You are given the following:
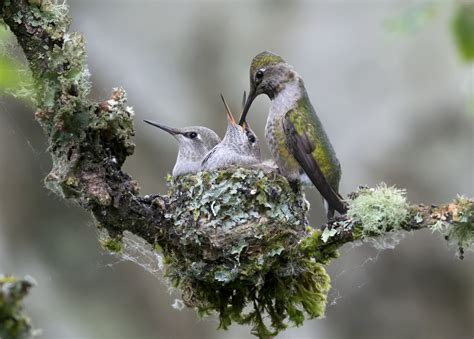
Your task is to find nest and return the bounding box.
[161,168,333,338]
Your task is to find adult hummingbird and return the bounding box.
[239,51,347,218]
[144,120,221,177]
[201,94,261,172]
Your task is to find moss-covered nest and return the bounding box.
[160,168,333,338]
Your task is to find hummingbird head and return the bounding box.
[239,51,297,125]
[144,120,221,160]
[220,94,261,160]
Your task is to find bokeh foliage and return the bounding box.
[0,23,33,102]
[453,2,474,61]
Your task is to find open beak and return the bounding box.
[220,94,237,126]
[238,88,256,126]
[143,120,181,135]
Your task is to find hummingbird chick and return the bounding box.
[201,94,261,172]
[144,120,221,177]
[240,51,347,218]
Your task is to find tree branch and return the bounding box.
[321,191,473,259]
[2,0,169,244]
[1,1,472,338]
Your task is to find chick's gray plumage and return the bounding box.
[144,120,221,177]
[201,123,261,171]
[173,126,221,176]
[201,95,261,172]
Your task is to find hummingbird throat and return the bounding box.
[270,77,302,118]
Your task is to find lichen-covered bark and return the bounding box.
[321,189,473,259]
[1,0,170,244]
[1,1,473,338]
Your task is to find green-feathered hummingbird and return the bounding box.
[239,51,347,218]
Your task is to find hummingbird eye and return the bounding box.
[187,132,198,139]
[255,69,264,81]
[248,134,256,143]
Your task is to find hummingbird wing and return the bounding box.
[283,110,347,215]
[201,147,218,170]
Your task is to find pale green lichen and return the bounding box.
[448,196,474,252]
[430,219,449,234]
[160,168,332,338]
[45,87,135,203]
[430,196,474,258]
[348,183,409,238]
[0,276,35,339]
[29,0,71,40]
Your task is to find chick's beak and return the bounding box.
[143,120,181,135]
[220,94,237,126]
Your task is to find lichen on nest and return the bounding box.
[159,168,332,338]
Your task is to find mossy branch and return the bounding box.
[2,1,472,338]
[1,0,170,245]
[320,186,473,259]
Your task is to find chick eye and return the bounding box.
[248,134,256,143]
[187,132,198,139]
[255,70,264,81]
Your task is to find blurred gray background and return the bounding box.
[1,1,473,338]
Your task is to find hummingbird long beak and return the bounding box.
[143,120,181,135]
[220,94,237,126]
[239,88,256,126]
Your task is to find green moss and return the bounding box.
[160,168,332,337]
[348,183,409,237]
[99,230,123,253]
[299,228,339,264]
[453,3,474,61]
[0,276,35,339]
[100,238,123,253]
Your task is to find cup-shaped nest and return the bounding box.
[162,168,332,337]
